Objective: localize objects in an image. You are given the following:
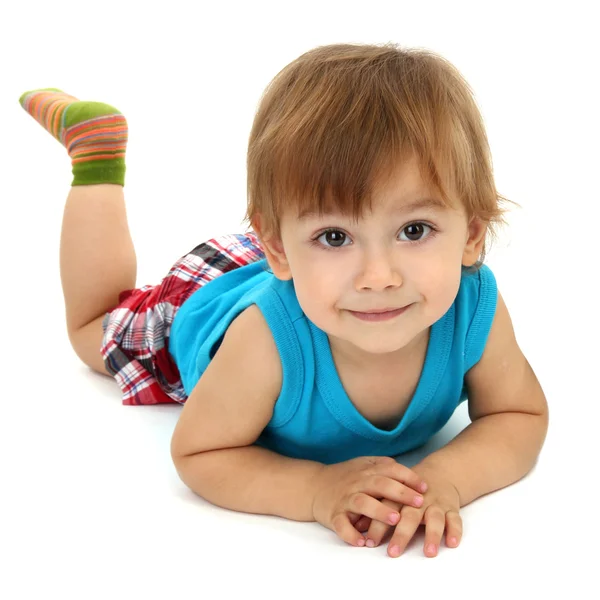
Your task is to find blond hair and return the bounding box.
[245,42,514,261]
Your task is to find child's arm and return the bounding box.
[170,305,320,521]
[417,289,549,506]
[170,305,427,541]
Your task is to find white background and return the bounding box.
[1,1,599,598]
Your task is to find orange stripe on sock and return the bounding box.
[31,93,69,121]
[67,138,127,159]
[72,152,126,164]
[72,143,124,153]
[49,103,66,138]
[67,128,128,146]
[23,91,75,137]
[64,115,126,139]
[66,136,127,158]
[72,143,126,152]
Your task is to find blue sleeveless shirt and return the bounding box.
[169,259,497,464]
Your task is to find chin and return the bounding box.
[353,335,414,355]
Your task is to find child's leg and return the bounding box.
[60,184,136,375]
[20,89,135,375]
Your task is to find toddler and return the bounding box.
[19,42,548,558]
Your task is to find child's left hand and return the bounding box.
[353,462,462,558]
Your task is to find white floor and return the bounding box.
[2,2,599,598]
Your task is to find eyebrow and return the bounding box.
[298,196,447,220]
[399,196,446,210]
[393,196,447,212]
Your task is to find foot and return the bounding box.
[19,88,128,186]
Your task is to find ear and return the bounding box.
[251,215,293,281]
[462,217,488,267]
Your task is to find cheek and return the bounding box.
[295,271,339,309]
[411,254,462,306]
[291,263,346,324]
[289,250,344,292]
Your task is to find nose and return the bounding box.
[354,247,403,291]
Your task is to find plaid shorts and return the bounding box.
[101,232,265,405]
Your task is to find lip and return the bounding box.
[347,304,412,322]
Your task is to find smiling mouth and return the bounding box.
[347,305,412,322]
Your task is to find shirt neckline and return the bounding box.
[308,306,454,441]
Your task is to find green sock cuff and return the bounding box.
[72,159,126,187]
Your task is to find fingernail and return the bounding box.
[414,495,424,507]
[388,512,399,524]
[366,539,376,548]
[426,543,437,556]
[449,537,458,547]
[357,537,365,547]
[389,545,401,558]
[420,482,428,492]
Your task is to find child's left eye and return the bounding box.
[399,223,433,242]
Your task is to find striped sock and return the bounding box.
[19,88,128,186]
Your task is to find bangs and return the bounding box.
[268,103,455,223]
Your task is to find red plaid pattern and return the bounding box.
[100,232,265,405]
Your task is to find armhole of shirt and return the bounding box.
[253,291,304,428]
[464,265,498,373]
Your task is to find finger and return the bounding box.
[348,512,370,533]
[363,475,425,509]
[365,500,402,547]
[445,510,463,548]
[348,512,361,525]
[349,492,401,528]
[331,512,366,547]
[365,518,392,548]
[354,515,372,533]
[422,506,446,558]
[387,507,423,558]
[372,458,428,494]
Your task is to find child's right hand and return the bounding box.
[311,456,428,547]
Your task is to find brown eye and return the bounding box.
[317,230,348,247]
[400,223,432,242]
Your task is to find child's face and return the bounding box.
[270,155,484,359]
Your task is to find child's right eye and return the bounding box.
[313,229,350,248]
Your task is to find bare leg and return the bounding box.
[60,183,136,374]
